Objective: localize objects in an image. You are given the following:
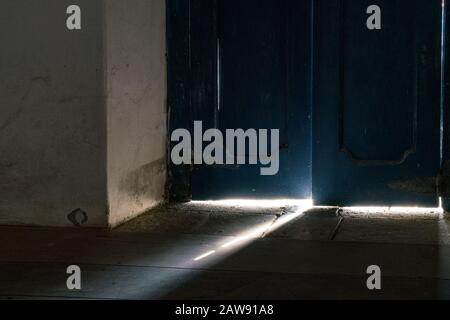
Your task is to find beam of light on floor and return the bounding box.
[193,202,313,260]
[342,206,444,215]
[220,224,272,249]
[194,250,216,261]
[191,199,313,208]
[221,208,308,249]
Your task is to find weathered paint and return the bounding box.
[313,0,442,207]
[168,0,313,200]
[0,0,167,227]
[105,0,167,227]
[167,0,192,202]
[0,0,107,227]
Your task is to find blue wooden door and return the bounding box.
[313,0,442,206]
[190,0,313,200]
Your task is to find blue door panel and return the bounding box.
[192,0,313,200]
[168,0,441,204]
[343,1,416,162]
[313,0,442,206]
[443,2,450,211]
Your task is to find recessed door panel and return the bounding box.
[343,0,416,163]
[313,0,442,206]
[191,0,313,200]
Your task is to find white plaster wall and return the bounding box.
[104,0,167,227]
[0,0,107,227]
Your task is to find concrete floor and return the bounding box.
[1,202,450,299]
